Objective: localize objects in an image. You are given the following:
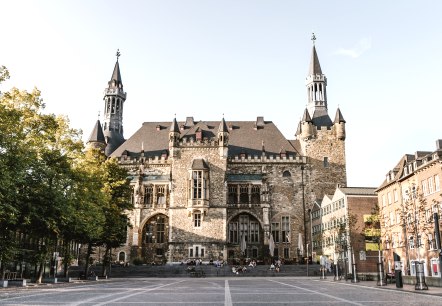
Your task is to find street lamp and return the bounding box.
[432,205,442,279]
[301,165,307,264]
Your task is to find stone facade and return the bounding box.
[88,43,348,265]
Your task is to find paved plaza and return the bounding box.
[1,277,442,305]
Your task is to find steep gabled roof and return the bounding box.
[110,119,301,158]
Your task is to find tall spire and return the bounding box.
[305,33,331,126]
[102,50,127,156]
[109,49,123,89]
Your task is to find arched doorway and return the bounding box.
[141,214,169,264]
[227,213,263,264]
[118,251,125,264]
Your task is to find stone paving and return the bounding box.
[1,276,442,305]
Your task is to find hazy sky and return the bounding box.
[1,0,442,188]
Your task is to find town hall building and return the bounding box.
[87,40,348,265]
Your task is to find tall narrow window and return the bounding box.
[250,222,259,243]
[251,185,260,204]
[282,216,290,243]
[193,171,203,199]
[229,223,238,243]
[428,177,434,194]
[194,211,201,228]
[239,215,249,242]
[157,185,166,207]
[144,185,153,207]
[323,157,329,167]
[239,185,249,204]
[145,223,154,243]
[157,217,165,243]
[228,185,238,204]
[272,222,280,243]
[435,175,440,191]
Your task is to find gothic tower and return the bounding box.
[102,50,127,156]
[296,35,347,199]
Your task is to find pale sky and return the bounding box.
[1,0,442,188]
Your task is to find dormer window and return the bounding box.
[195,128,202,141]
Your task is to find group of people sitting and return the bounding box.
[232,266,247,274]
[270,259,282,272]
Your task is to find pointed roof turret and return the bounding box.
[334,107,345,123]
[108,49,123,89]
[170,117,180,133]
[334,108,346,123]
[302,108,312,122]
[309,45,323,76]
[218,117,229,133]
[88,120,106,144]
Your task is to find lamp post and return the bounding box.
[433,206,442,279]
[301,165,307,264]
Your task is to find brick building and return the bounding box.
[311,186,379,274]
[376,140,442,277]
[87,40,348,265]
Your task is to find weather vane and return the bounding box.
[98,110,100,120]
[311,32,316,45]
[116,49,121,61]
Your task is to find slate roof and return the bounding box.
[110,118,300,158]
[311,109,333,127]
[338,187,377,196]
[334,108,346,124]
[109,61,123,89]
[309,45,322,75]
[88,120,105,144]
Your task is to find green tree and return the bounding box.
[98,157,132,277]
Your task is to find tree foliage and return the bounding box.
[0,67,132,281]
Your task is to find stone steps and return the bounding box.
[80,263,324,278]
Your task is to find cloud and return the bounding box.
[335,38,372,58]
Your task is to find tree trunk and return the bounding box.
[101,246,109,277]
[36,261,44,284]
[83,243,92,279]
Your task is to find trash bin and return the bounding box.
[414,261,428,290]
[394,261,403,288]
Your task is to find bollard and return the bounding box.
[351,263,359,283]
[376,262,387,286]
[320,267,326,280]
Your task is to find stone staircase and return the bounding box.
[75,263,324,278]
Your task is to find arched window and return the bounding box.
[282,170,291,177]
